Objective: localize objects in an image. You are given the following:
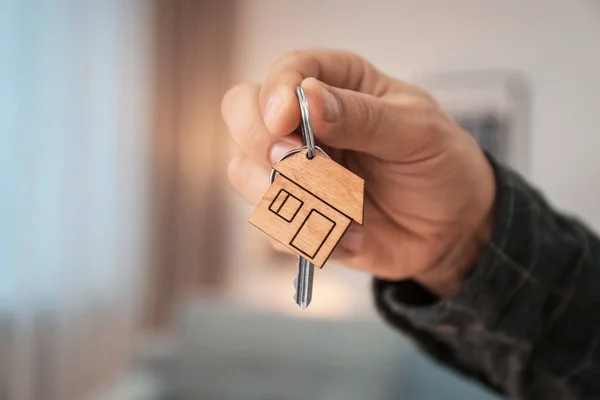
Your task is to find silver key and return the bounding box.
[293,256,314,308]
[293,86,316,309]
[265,86,323,309]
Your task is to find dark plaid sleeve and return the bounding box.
[374,155,600,399]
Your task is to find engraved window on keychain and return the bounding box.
[249,86,365,308]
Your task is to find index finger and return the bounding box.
[258,49,389,136]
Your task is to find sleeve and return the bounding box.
[374,155,600,399]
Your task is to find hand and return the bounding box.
[221,49,495,296]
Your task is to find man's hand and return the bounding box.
[221,49,495,296]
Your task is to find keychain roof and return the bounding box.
[272,149,364,224]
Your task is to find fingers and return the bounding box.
[222,83,302,166]
[223,50,447,164]
[300,77,389,157]
[252,49,448,162]
[258,49,390,136]
[301,77,446,161]
[227,153,270,204]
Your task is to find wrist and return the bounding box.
[416,160,496,297]
[416,211,493,297]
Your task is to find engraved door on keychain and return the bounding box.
[249,86,365,308]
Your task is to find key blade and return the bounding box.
[294,256,314,309]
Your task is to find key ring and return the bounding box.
[297,86,316,159]
[269,146,329,185]
[269,86,330,184]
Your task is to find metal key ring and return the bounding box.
[269,85,330,184]
[296,86,316,159]
[269,145,330,185]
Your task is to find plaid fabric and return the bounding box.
[374,155,600,399]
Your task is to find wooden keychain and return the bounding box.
[249,86,365,308]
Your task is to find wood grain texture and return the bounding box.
[249,175,352,267]
[273,149,364,224]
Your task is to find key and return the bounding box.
[248,86,365,309]
[293,256,314,308]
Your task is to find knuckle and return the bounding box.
[273,49,306,69]
[227,155,246,189]
[404,99,446,138]
[421,108,445,137]
[360,99,385,141]
[223,85,265,149]
[222,84,251,116]
[242,118,265,151]
[362,99,379,127]
[271,49,321,77]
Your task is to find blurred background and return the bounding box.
[2,0,600,399]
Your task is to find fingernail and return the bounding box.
[264,93,282,124]
[321,86,340,123]
[270,141,298,164]
[339,225,363,253]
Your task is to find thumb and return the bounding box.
[301,77,402,160]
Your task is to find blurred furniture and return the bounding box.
[138,299,500,400]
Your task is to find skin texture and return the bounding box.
[222,49,496,297]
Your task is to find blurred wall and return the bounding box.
[229,0,600,230]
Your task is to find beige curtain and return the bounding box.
[145,0,237,330]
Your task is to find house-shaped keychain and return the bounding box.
[249,148,364,268]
